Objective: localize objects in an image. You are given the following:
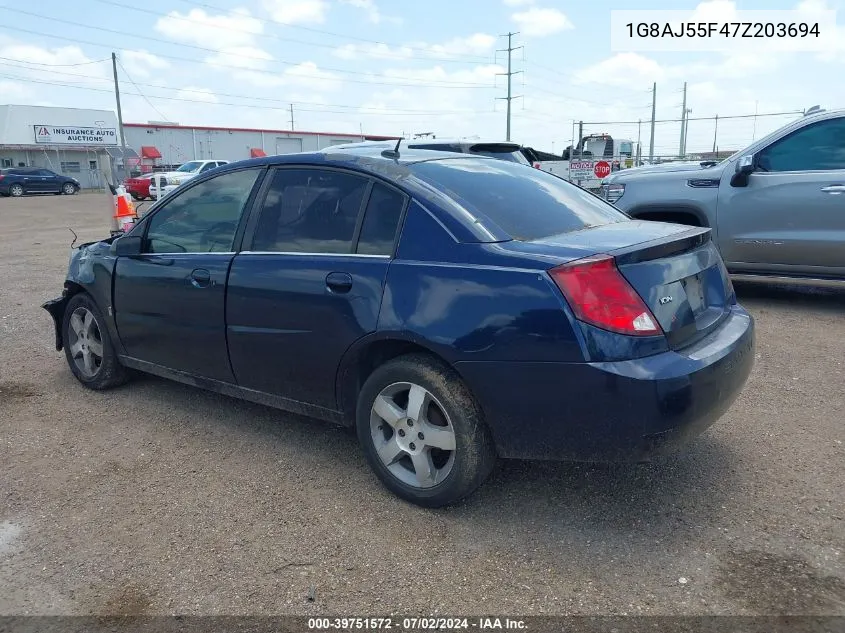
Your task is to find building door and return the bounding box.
[275,137,302,155]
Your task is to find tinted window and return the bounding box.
[200,162,217,173]
[758,118,845,172]
[357,183,405,256]
[38,170,57,177]
[145,168,260,254]
[411,159,627,241]
[251,169,368,253]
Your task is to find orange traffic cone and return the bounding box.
[114,186,138,232]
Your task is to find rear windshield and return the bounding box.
[410,158,627,241]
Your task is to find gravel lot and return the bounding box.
[1,193,843,617]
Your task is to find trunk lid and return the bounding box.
[532,221,735,349]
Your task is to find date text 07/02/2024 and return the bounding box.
[625,21,821,38]
[307,617,527,630]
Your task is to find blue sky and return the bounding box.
[1,0,843,156]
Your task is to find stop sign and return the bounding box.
[594,160,611,179]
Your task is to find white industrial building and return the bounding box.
[123,123,396,171]
[0,104,136,189]
[1,104,397,187]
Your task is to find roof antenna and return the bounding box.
[381,137,402,159]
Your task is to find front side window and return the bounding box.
[38,170,57,177]
[144,168,261,254]
[758,118,845,172]
[200,162,217,173]
[251,169,368,254]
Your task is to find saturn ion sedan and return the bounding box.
[43,146,754,507]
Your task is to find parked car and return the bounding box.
[602,108,845,284]
[42,146,754,507]
[124,173,155,201]
[0,167,79,197]
[328,140,531,165]
[148,160,230,198]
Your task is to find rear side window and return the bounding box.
[411,159,627,241]
[357,183,406,256]
[251,169,368,254]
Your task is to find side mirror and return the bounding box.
[730,154,755,187]
[110,235,143,257]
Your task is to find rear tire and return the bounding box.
[9,184,23,197]
[356,354,496,507]
[62,293,130,390]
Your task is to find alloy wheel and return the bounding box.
[67,307,104,378]
[370,382,457,489]
[63,183,76,195]
[10,184,23,197]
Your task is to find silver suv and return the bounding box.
[602,109,845,284]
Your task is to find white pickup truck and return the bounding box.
[149,159,230,199]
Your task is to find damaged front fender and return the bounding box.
[42,237,119,351]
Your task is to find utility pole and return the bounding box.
[637,119,642,166]
[649,82,656,163]
[683,109,691,156]
[289,104,295,130]
[496,32,522,141]
[111,52,127,181]
[678,81,687,158]
[712,114,719,154]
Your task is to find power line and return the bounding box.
[171,0,493,62]
[92,0,491,66]
[0,56,111,68]
[0,13,496,89]
[0,71,500,117]
[0,61,496,115]
[116,57,173,123]
[577,111,804,125]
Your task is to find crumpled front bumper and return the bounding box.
[42,294,69,351]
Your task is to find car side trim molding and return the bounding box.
[118,356,346,425]
[239,251,390,258]
[730,273,845,289]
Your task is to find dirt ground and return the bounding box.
[0,193,843,616]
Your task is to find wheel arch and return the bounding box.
[336,334,463,426]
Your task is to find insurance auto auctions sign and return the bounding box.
[33,125,118,146]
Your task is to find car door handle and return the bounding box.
[326,272,353,294]
[821,185,845,194]
[190,268,212,288]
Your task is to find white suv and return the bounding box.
[149,160,230,198]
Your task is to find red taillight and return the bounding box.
[549,254,662,336]
[533,162,541,169]
[0,175,4,181]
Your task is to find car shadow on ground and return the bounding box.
[121,371,740,545]
[734,281,845,313]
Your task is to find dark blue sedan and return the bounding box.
[43,145,754,507]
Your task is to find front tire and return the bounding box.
[62,183,77,195]
[356,354,496,507]
[62,293,130,390]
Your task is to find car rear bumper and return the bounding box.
[455,305,755,461]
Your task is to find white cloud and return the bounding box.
[0,42,111,88]
[0,80,31,101]
[333,42,414,61]
[426,33,497,58]
[573,52,666,88]
[206,46,275,71]
[339,0,382,23]
[155,8,263,49]
[512,7,573,37]
[283,61,342,92]
[176,87,219,103]
[382,64,503,88]
[119,50,170,78]
[264,0,327,24]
